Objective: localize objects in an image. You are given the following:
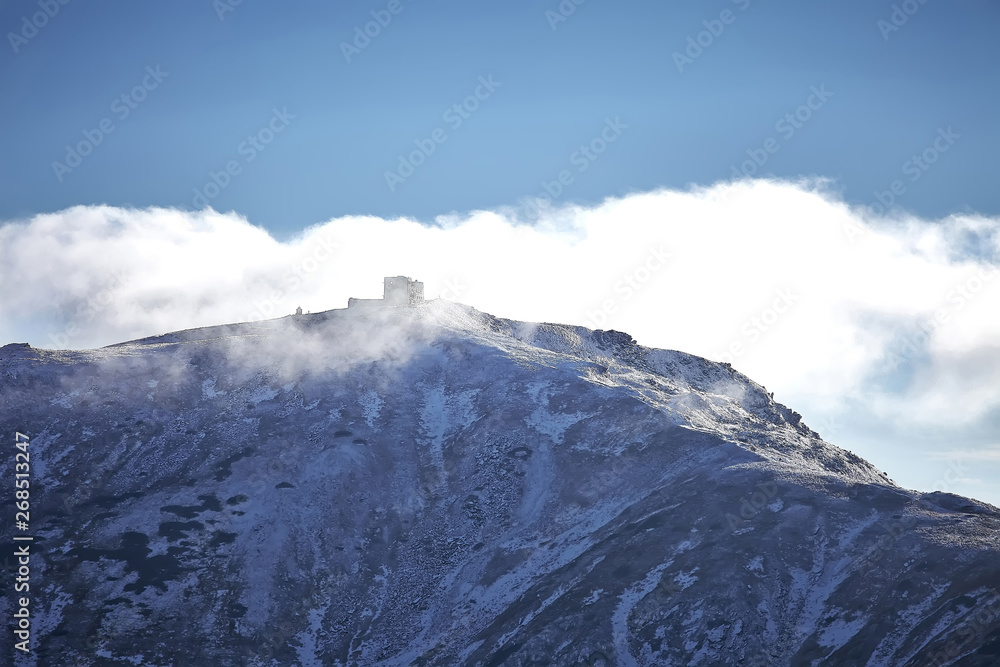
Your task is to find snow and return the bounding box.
[819,616,868,649]
[0,300,996,664]
[247,385,279,404]
[359,390,383,428]
[613,561,673,667]
[200,378,217,397]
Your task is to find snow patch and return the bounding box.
[202,378,221,398]
[612,561,673,667]
[247,385,279,404]
[674,568,699,590]
[360,390,384,428]
[525,382,588,444]
[819,616,868,650]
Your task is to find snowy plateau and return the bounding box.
[1,299,998,666]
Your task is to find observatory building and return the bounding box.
[348,276,424,308]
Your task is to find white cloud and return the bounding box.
[929,446,1000,462]
[1,179,999,502]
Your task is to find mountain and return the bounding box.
[1,300,998,666]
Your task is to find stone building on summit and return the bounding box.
[348,276,424,308]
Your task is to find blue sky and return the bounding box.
[1,0,999,235]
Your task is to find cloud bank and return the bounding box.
[2,178,998,503]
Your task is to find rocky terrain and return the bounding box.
[1,299,998,666]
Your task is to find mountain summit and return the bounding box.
[2,300,998,665]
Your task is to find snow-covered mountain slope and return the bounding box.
[1,300,998,666]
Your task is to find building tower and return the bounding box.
[383,276,424,306]
[347,276,425,308]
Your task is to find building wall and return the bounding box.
[408,281,424,305]
[349,276,424,308]
[383,276,409,307]
[347,298,384,309]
